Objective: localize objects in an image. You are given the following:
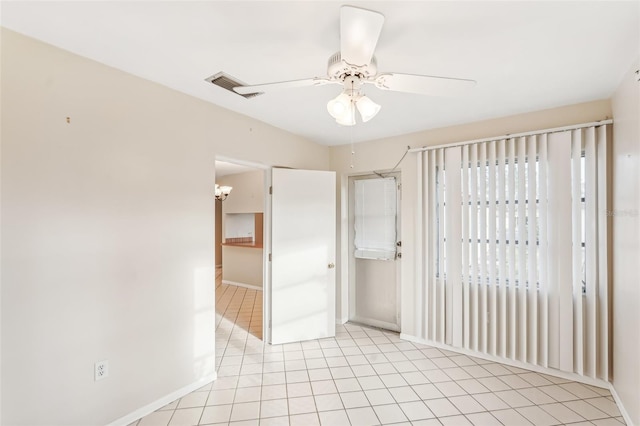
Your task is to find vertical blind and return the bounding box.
[415,123,610,380]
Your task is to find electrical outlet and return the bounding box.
[95,360,109,381]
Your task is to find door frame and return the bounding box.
[345,171,402,331]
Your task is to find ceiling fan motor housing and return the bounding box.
[327,52,377,81]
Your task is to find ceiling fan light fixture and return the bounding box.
[327,92,350,117]
[335,107,356,126]
[355,95,381,122]
[327,92,356,125]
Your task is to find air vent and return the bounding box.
[205,72,262,99]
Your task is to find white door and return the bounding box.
[269,168,336,345]
[348,174,401,331]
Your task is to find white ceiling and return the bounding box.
[2,1,638,146]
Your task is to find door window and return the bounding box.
[354,177,397,260]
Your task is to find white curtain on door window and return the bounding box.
[354,177,397,260]
[414,123,610,381]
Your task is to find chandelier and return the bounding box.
[215,184,232,201]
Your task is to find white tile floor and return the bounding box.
[132,272,626,426]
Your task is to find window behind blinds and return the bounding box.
[415,123,610,381]
[354,177,398,260]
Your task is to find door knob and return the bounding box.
[328,263,335,269]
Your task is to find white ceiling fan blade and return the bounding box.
[233,78,333,95]
[340,6,384,67]
[374,73,477,97]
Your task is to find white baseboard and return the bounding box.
[222,280,262,291]
[336,317,348,325]
[351,315,400,333]
[609,384,635,426]
[400,333,611,389]
[107,372,217,426]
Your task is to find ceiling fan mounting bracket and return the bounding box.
[327,52,377,82]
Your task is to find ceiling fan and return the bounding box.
[233,5,476,126]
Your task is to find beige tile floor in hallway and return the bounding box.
[133,271,626,426]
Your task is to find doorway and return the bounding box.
[269,168,336,344]
[348,173,401,332]
[215,159,267,341]
[214,161,337,345]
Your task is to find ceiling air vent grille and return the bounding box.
[205,72,262,99]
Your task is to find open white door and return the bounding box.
[269,168,336,345]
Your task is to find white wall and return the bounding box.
[224,214,256,239]
[611,58,640,425]
[329,99,612,339]
[0,29,329,425]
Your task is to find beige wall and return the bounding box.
[0,29,329,425]
[611,58,640,425]
[218,170,265,214]
[221,246,264,289]
[329,99,613,337]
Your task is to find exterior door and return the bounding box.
[348,174,401,331]
[269,168,336,345]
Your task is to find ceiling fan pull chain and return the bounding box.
[350,111,355,169]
